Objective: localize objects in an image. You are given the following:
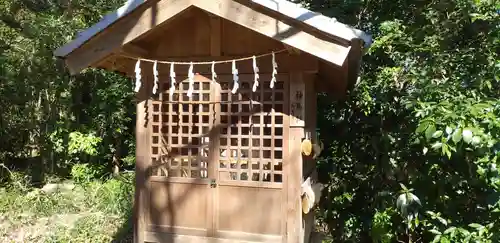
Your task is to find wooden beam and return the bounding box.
[65,0,193,75]
[122,43,151,57]
[193,0,350,67]
[209,15,222,56]
[283,44,301,55]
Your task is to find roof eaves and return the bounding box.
[54,0,148,57]
[249,0,372,48]
[54,0,372,58]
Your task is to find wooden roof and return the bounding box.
[54,0,371,76]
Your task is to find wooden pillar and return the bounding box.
[134,77,151,243]
[286,71,306,243]
[302,74,317,243]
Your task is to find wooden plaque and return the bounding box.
[289,73,306,127]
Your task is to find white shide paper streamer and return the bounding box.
[211,61,217,82]
[252,55,260,92]
[152,60,159,94]
[169,63,176,101]
[187,62,195,97]
[134,59,142,92]
[270,51,278,89]
[231,60,239,94]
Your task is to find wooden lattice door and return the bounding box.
[147,73,288,242]
[148,74,218,237]
[214,74,288,242]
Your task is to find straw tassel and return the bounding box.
[134,59,142,92]
[231,60,239,94]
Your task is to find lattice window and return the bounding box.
[150,74,286,183]
[151,77,213,179]
[218,78,285,183]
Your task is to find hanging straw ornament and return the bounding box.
[252,55,260,92]
[270,51,278,89]
[301,132,313,156]
[134,59,142,92]
[152,60,159,94]
[231,60,239,94]
[301,177,325,214]
[187,62,195,98]
[211,61,217,82]
[169,63,176,101]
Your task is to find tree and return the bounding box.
[0,0,135,182]
[293,0,499,242]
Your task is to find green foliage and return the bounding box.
[71,163,104,184]
[309,0,499,242]
[0,0,136,181]
[371,209,396,243]
[0,0,498,242]
[68,132,102,156]
[0,175,134,242]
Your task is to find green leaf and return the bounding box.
[468,223,483,229]
[416,122,430,134]
[397,193,407,210]
[471,136,481,145]
[458,228,470,235]
[432,130,443,138]
[445,126,453,135]
[440,236,451,243]
[409,193,421,206]
[423,147,428,155]
[443,226,456,234]
[399,183,408,191]
[462,129,473,144]
[437,217,448,226]
[432,142,443,150]
[430,229,442,235]
[452,129,462,143]
[443,145,452,159]
[425,125,437,140]
[431,235,441,243]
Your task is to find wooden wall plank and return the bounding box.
[210,16,222,56]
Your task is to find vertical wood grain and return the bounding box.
[134,75,151,243]
[210,15,222,56]
[287,72,305,243]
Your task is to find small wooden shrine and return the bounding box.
[54,0,371,242]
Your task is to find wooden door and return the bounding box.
[148,75,218,237]
[146,73,287,242]
[214,74,288,242]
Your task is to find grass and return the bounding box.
[0,173,134,243]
